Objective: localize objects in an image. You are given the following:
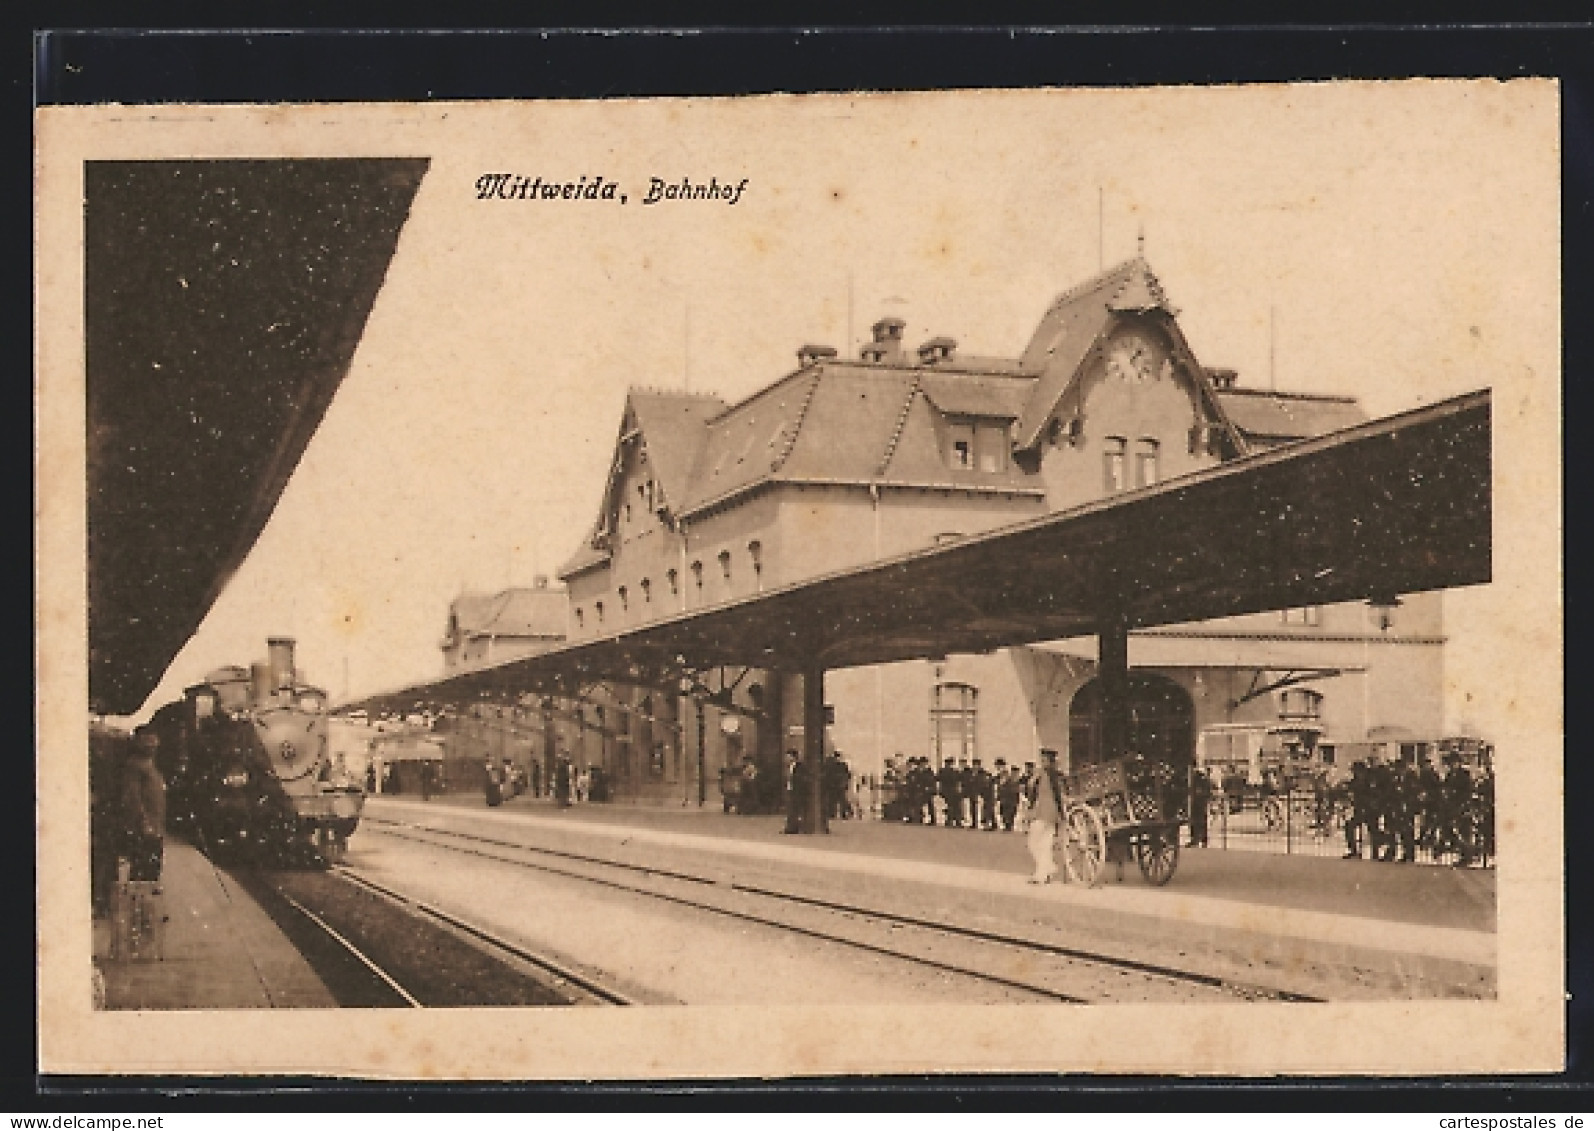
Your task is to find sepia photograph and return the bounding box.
[36,79,1562,1078]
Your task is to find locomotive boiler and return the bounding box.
[150,637,364,865]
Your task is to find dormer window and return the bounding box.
[948,421,975,469]
[976,423,1008,472]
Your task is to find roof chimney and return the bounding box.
[863,316,907,364]
[797,344,838,368]
[871,316,906,343]
[1204,367,1239,391]
[917,336,957,365]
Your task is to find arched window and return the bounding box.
[618,585,628,612]
[718,550,732,582]
[640,577,652,604]
[575,607,585,631]
[747,540,763,580]
[691,560,704,595]
[1103,437,1128,493]
[595,600,605,624]
[930,682,978,768]
[666,568,679,596]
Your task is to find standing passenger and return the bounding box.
[1187,766,1211,848]
[782,749,802,834]
[121,728,167,882]
[996,760,1021,831]
[1025,750,1063,884]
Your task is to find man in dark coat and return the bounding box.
[554,755,572,807]
[996,760,1021,831]
[1188,766,1211,848]
[937,758,962,828]
[913,758,936,823]
[1343,761,1370,859]
[823,752,851,820]
[968,759,992,829]
[782,749,802,833]
[121,728,167,882]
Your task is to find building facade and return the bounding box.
[439,578,568,672]
[551,258,1445,805]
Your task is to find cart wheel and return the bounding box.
[1062,804,1107,888]
[1135,830,1180,886]
[1261,796,1285,833]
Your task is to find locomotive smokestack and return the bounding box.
[268,637,296,692]
[251,662,273,705]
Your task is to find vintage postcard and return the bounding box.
[37,81,1563,1078]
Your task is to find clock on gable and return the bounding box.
[1105,331,1162,383]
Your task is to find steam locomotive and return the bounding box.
[148,637,364,866]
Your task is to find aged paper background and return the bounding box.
[37,82,1563,1077]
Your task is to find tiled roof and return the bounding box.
[450,586,568,639]
[1217,389,1366,445]
[685,371,821,511]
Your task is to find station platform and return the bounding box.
[92,839,334,1010]
[368,792,1497,996]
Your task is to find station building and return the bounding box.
[536,258,1443,806]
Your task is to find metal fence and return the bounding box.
[1197,780,1495,868]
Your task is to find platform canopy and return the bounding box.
[86,158,429,716]
[343,388,1490,715]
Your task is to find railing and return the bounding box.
[1197,780,1494,867]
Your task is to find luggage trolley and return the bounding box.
[1058,756,1186,887]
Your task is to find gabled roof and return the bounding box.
[1013,257,1175,449]
[1218,389,1367,446]
[450,586,568,639]
[627,389,726,513]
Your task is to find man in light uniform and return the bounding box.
[1025,749,1064,884]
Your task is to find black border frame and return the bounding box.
[26,19,1592,1110]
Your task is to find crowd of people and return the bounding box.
[879,754,1033,830]
[1334,759,1494,865]
[1194,757,1495,864]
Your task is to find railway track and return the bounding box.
[362,816,1324,1005]
[329,866,637,1006]
[233,862,637,1007]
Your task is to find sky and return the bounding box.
[111,82,1559,741]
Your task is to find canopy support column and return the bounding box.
[1099,611,1131,763]
[696,695,708,807]
[801,662,829,834]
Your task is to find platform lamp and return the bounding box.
[1367,594,1403,634]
